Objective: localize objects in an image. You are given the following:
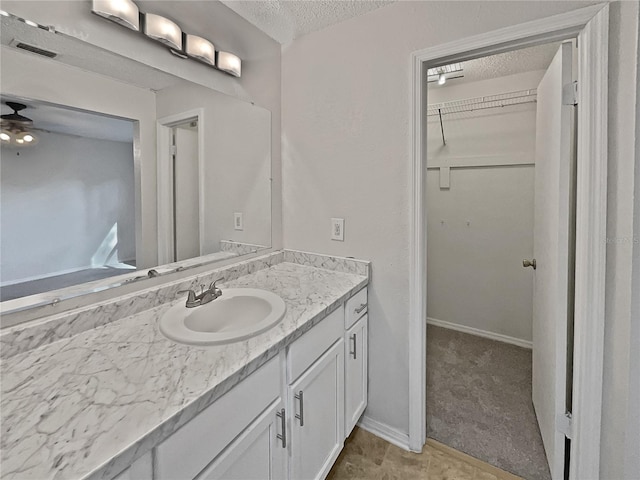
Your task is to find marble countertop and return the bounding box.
[1,262,368,480]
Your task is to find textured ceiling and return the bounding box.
[2,95,135,143]
[220,0,395,44]
[433,42,561,87]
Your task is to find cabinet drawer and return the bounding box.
[287,307,343,383]
[155,355,281,480]
[345,288,367,329]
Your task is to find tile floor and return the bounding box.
[327,427,523,480]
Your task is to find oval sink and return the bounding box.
[159,288,286,346]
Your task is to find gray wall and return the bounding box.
[1,131,134,284]
[281,2,638,477]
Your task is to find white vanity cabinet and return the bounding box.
[196,399,287,480]
[344,288,369,437]
[344,313,368,437]
[122,286,368,480]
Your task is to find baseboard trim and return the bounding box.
[427,317,532,349]
[357,416,412,451]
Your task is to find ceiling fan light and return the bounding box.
[92,0,140,31]
[144,13,182,50]
[23,134,34,142]
[0,132,11,142]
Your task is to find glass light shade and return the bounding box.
[217,51,241,78]
[92,0,140,31]
[185,34,215,66]
[0,129,38,147]
[144,13,182,51]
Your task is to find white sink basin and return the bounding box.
[159,288,286,346]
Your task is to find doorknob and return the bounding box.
[523,259,537,269]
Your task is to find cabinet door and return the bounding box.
[289,340,344,480]
[197,399,287,480]
[344,314,368,437]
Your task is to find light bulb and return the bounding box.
[16,138,24,144]
[438,74,446,85]
[23,134,34,142]
[0,132,10,141]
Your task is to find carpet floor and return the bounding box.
[426,324,551,480]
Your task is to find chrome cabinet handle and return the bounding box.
[350,333,357,359]
[355,303,367,314]
[523,259,537,270]
[276,408,286,448]
[294,391,304,427]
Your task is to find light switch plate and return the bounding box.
[331,218,344,241]
[234,212,243,231]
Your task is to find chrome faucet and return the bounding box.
[178,278,224,308]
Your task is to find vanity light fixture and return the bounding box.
[143,13,182,51]
[91,0,140,31]
[217,51,242,78]
[185,34,216,66]
[90,0,241,77]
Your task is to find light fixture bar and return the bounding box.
[89,0,241,77]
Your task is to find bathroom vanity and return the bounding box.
[0,251,370,480]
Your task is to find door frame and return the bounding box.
[156,109,205,265]
[409,4,608,478]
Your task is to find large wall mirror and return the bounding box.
[0,14,272,313]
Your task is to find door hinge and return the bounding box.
[556,412,573,439]
[563,81,578,106]
[170,145,177,156]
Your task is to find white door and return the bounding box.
[174,125,200,261]
[532,41,574,480]
[289,340,344,480]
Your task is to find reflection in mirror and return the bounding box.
[1,97,137,302]
[0,13,271,313]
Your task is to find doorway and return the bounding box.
[157,109,205,265]
[424,40,574,480]
[409,5,609,480]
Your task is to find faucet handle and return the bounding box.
[210,277,225,290]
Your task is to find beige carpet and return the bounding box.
[426,324,551,480]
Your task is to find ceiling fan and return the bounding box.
[1,102,39,147]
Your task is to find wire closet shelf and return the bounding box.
[427,88,537,116]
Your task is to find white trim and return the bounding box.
[427,317,532,349]
[357,416,410,451]
[570,6,608,479]
[156,109,206,265]
[410,4,608,477]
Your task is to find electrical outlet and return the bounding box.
[331,218,344,241]
[234,212,243,231]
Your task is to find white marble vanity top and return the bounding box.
[0,256,368,480]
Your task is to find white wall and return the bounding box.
[1,0,283,252]
[155,82,272,252]
[1,131,134,283]
[281,2,638,476]
[426,71,542,343]
[0,46,158,268]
